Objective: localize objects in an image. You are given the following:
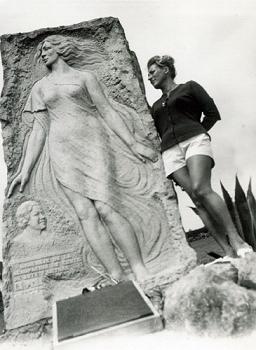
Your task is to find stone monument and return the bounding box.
[0,17,196,330]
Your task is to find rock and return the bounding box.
[206,261,238,283]
[0,318,52,343]
[231,252,256,290]
[164,264,256,336]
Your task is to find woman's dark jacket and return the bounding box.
[151,80,221,153]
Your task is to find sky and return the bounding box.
[0,0,256,232]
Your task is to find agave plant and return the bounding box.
[221,177,256,251]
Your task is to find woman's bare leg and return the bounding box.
[171,165,235,256]
[187,155,250,254]
[62,187,124,281]
[95,201,151,281]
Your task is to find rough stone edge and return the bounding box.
[0,17,146,121]
[0,15,195,259]
[0,17,197,338]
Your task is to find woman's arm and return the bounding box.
[84,72,157,161]
[84,72,139,146]
[190,81,221,131]
[7,117,46,197]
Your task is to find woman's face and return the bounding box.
[148,63,168,89]
[41,41,59,67]
[28,205,46,231]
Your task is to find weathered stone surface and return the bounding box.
[205,261,238,283]
[0,317,52,343]
[0,17,196,330]
[164,263,256,336]
[231,253,256,290]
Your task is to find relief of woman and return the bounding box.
[8,35,162,283]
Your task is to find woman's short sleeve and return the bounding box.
[23,81,46,113]
[23,81,48,132]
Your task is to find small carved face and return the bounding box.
[41,41,59,67]
[28,205,46,231]
[148,63,168,89]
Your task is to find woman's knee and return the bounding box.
[191,183,212,202]
[73,198,96,221]
[95,201,114,221]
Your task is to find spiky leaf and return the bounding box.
[220,181,244,239]
[235,176,256,249]
[247,179,256,250]
[232,205,245,241]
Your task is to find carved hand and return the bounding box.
[131,142,158,163]
[7,172,30,198]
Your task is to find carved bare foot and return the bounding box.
[133,143,158,162]
[144,286,163,314]
[92,272,128,290]
[133,266,152,283]
[94,278,117,289]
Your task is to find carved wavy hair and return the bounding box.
[35,35,106,69]
[147,55,176,79]
[16,200,40,229]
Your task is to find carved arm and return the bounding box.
[84,72,157,162]
[7,118,46,197]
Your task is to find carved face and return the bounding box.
[41,41,59,67]
[148,63,168,89]
[28,205,46,231]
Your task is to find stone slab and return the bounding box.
[0,17,196,330]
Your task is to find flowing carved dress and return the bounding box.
[22,74,169,267]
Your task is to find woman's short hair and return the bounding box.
[147,55,176,79]
[16,201,39,229]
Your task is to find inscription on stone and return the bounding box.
[12,251,83,293]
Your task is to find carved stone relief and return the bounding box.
[0,17,196,329]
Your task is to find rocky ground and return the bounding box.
[2,235,256,349]
[164,254,256,335]
[0,233,220,335]
[0,232,222,328]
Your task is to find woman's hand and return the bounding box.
[6,118,46,198]
[131,142,158,163]
[7,172,30,198]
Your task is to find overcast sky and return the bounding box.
[1,0,256,233]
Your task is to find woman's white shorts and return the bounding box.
[162,133,214,177]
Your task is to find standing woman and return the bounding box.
[147,55,252,258]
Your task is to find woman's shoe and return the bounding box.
[236,246,254,258]
[206,256,234,266]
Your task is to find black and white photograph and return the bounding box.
[0,1,256,349]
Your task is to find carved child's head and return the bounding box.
[16,201,46,231]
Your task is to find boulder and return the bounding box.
[164,263,256,336]
[232,252,256,290]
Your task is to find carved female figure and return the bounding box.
[8,35,159,282]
